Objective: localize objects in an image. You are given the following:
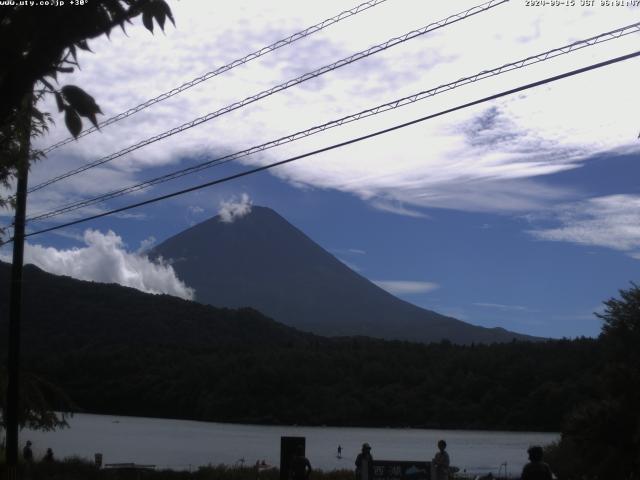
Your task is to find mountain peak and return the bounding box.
[152,207,536,344]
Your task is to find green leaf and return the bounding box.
[54,92,65,113]
[64,108,82,138]
[161,0,175,27]
[104,0,126,22]
[40,78,54,90]
[32,108,44,123]
[77,40,92,52]
[61,85,102,118]
[155,9,166,31]
[86,112,99,129]
[148,0,175,31]
[105,0,129,33]
[142,9,154,33]
[46,68,58,82]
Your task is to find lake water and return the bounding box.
[25,413,558,477]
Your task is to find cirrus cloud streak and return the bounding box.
[527,194,640,258]
[373,280,440,295]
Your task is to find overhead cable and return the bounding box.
[28,0,509,194]
[19,49,640,240]
[26,21,640,223]
[40,0,391,154]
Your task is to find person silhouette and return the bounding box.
[289,445,312,480]
[432,440,450,480]
[337,445,342,458]
[520,445,553,480]
[22,441,33,463]
[43,448,54,462]
[355,443,373,480]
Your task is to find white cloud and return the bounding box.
[137,236,157,254]
[188,206,205,215]
[218,193,253,223]
[337,257,362,272]
[1,230,194,300]
[370,198,430,218]
[527,194,640,256]
[17,1,640,220]
[473,302,529,312]
[50,229,85,242]
[332,247,366,256]
[373,280,440,295]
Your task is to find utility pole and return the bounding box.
[5,88,33,480]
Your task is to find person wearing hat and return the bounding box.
[22,440,34,462]
[355,443,374,480]
[520,445,553,480]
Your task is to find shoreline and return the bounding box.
[56,410,561,435]
[22,413,556,476]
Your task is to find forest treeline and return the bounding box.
[21,337,599,431]
[0,263,601,431]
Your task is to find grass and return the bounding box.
[0,458,357,480]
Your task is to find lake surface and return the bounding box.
[25,413,558,477]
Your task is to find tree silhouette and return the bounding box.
[550,284,640,479]
[0,369,75,432]
[0,0,175,213]
[0,0,176,442]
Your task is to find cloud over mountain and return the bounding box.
[1,230,194,299]
[218,193,253,223]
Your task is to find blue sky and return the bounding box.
[2,0,639,339]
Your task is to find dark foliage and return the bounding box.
[0,368,75,431]
[546,284,640,479]
[22,339,598,431]
[0,263,600,431]
[0,0,174,130]
[0,0,174,225]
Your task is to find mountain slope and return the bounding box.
[152,206,536,344]
[0,261,313,354]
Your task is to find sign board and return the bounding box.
[373,460,431,480]
[280,436,306,480]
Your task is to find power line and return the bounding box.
[19,49,640,240]
[40,0,391,155]
[28,0,508,194]
[26,21,640,223]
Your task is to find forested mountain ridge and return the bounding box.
[0,262,598,431]
[151,206,538,345]
[0,261,315,353]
